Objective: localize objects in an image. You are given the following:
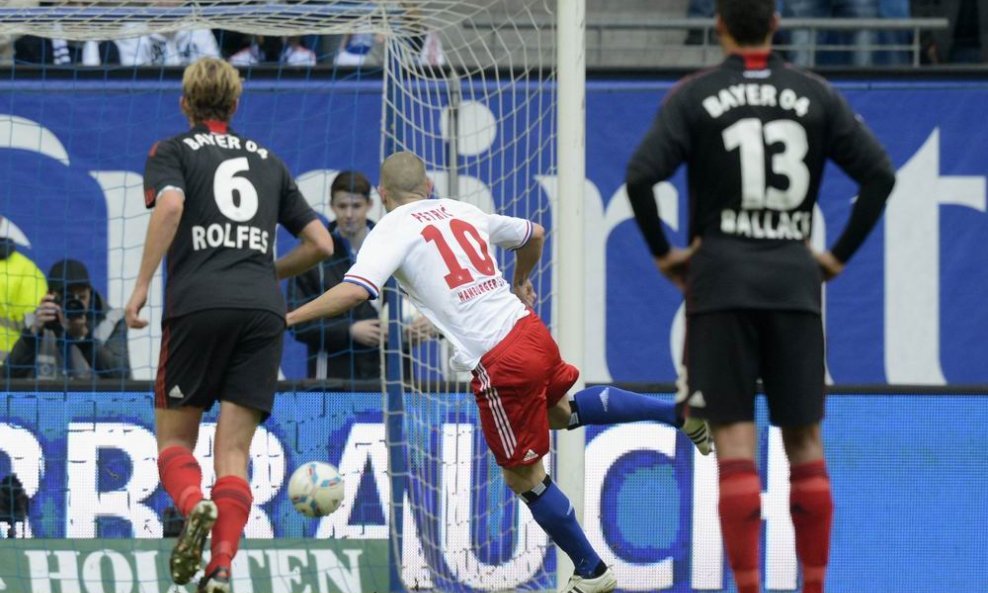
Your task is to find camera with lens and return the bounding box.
[43,292,86,331]
[63,295,86,319]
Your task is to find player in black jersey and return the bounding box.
[626,2,895,593]
[124,58,333,593]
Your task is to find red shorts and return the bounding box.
[470,311,579,467]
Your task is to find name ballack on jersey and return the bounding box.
[720,208,812,240]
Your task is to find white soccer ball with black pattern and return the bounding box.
[288,461,345,517]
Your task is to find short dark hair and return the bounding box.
[716,0,776,46]
[330,170,372,202]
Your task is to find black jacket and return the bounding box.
[287,220,380,380]
[2,290,131,380]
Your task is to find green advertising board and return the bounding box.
[0,538,389,593]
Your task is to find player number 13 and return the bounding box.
[723,118,810,211]
[422,219,496,289]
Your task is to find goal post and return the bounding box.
[552,1,587,590]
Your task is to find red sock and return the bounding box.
[790,460,833,593]
[157,446,203,517]
[207,476,253,573]
[718,459,762,593]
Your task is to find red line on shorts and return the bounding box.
[477,363,516,457]
[155,324,171,408]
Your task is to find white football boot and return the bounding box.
[561,567,618,593]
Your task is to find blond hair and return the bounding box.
[181,57,242,124]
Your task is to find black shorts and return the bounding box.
[679,310,825,426]
[155,309,285,417]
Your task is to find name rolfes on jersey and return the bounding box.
[704,83,813,241]
[184,132,271,254]
[192,222,270,254]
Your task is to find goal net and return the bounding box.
[0,1,565,592]
[381,5,559,593]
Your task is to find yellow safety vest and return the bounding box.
[0,252,48,357]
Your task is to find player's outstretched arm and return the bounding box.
[125,190,184,329]
[286,281,368,328]
[275,219,335,280]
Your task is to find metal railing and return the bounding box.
[468,16,950,68]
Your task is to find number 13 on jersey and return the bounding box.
[723,118,810,211]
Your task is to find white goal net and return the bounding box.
[379,3,560,592]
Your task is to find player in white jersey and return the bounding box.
[287,152,712,593]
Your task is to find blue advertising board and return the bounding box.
[0,76,985,384]
[0,389,985,592]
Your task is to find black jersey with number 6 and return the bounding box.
[144,122,317,320]
[627,53,895,314]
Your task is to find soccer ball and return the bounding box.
[288,461,345,517]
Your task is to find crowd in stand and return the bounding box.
[0,28,446,68]
[0,0,983,67]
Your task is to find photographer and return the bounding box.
[2,259,131,380]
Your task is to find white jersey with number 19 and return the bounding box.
[343,198,534,371]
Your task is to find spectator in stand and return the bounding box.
[280,36,317,66]
[287,171,382,380]
[286,171,438,380]
[786,0,882,66]
[222,32,318,66]
[2,259,130,380]
[398,1,446,66]
[222,32,278,65]
[912,0,988,63]
[0,229,47,362]
[406,31,446,67]
[115,30,220,66]
[0,0,37,65]
[334,33,378,66]
[14,36,120,65]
